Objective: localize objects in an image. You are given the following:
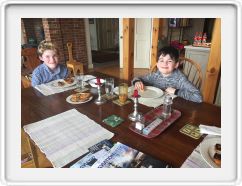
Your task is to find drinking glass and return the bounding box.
[75,73,84,90]
[105,78,114,96]
[118,83,128,103]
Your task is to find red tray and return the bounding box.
[129,106,181,138]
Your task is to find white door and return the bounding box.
[134,18,152,68]
[119,18,152,68]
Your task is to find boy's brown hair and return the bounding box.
[157,46,179,63]
[37,40,59,57]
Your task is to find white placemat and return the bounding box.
[34,79,77,96]
[34,75,95,96]
[23,109,114,168]
[181,135,218,168]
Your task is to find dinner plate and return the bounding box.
[138,86,164,99]
[66,95,93,104]
[88,78,105,87]
[50,79,76,88]
[200,137,221,168]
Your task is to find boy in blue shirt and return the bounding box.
[31,40,68,87]
[132,46,202,103]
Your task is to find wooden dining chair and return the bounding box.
[21,48,41,88]
[178,57,203,89]
[150,57,203,90]
[66,42,84,76]
[21,48,41,72]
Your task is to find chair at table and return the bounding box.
[21,48,41,72]
[21,48,41,88]
[150,57,203,90]
[66,42,84,76]
[178,57,203,90]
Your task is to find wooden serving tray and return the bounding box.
[129,106,181,138]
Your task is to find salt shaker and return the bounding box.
[162,94,173,118]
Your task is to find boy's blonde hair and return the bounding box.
[37,40,59,56]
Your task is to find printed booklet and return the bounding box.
[70,140,171,168]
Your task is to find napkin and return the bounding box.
[199,124,221,136]
[83,75,96,82]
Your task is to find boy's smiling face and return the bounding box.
[157,54,179,76]
[39,50,59,70]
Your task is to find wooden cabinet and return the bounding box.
[184,45,210,90]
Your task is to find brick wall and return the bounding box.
[22,18,88,69]
[42,18,65,64]
[59,18,88,68]
[42,18,88,68]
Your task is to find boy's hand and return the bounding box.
[134,81,144,91]
[165,87,176,94]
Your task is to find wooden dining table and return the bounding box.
[21,72,221,168]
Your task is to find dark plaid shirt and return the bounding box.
[131,69,202,103]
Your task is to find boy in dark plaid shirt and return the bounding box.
[132,46,202,103]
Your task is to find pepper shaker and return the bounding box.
[162,94,173,118]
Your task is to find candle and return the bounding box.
[133,89,139,98]
[96,78,101,85]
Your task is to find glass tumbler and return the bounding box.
[105,78,114,95]
[118,83,128,104]
[75,73,84,90]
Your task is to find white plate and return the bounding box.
[138,86,164,99]
[88,78,105,87]
[113,86,163,99]
[50,79,76,88]
[200,137,221,168]
[66,95,93,104]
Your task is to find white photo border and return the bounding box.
[1,0,241,186]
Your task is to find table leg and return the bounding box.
[26,135,39,168]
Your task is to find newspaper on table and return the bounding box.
[91,142,139,168]
[23,109,114,168]
[70,139,114,168]
[71,141,172,168]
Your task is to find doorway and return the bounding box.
[89,18,119,71]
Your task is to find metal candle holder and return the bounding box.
[94,83,106,105]
[128,90,143,122]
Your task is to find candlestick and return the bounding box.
[94,82,106,105]
[96,77,101,85]
[128,89,143,121]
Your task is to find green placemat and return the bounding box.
[112,99,131,106]
[103,115,124,127]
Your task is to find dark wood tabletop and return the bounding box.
[21,73,221,168]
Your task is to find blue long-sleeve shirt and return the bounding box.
[31,63,68,87]
[131,69,203,103]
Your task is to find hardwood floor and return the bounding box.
[91,61,150,79]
